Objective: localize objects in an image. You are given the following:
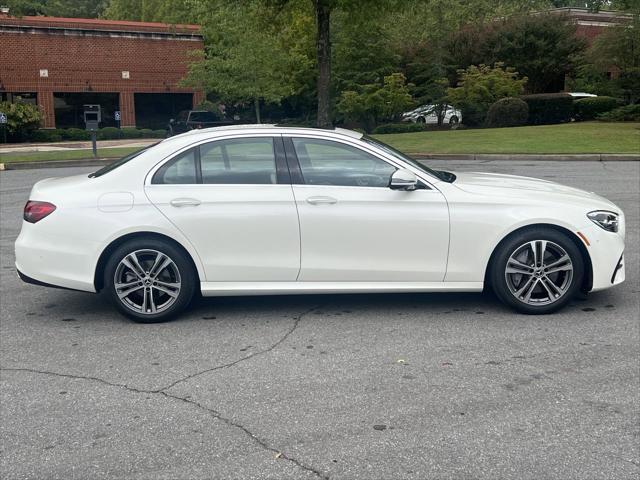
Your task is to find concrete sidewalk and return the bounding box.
[0,138,158,154]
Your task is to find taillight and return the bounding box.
[23,201,56,223]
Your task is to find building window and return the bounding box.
[1,92,37,105]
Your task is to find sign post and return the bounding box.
[83,105,101,158]
[114,110,121,139]
[0,112,7,144]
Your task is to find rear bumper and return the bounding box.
[15,222,98,293]
[17,268,87,293]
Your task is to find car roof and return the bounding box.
[163,124,364,142]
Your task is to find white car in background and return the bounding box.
[401,104,462,125]
[15,126,625,322]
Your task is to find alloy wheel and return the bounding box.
[114,249,181,314]
[504,240,574,306]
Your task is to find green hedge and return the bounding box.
[486,97,529,128]
[521,93,573,125]
[573,96,621,121]
[596,104,640,122]
[27,127,166,142]
[372,123,426,134]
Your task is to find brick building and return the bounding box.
[550,7,632,44]
[0,12,205,129]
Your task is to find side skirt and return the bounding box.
[200,281,483,297]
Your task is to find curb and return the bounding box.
[412,153,640,161]
[0,158,114,171]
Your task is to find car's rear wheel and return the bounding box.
[104,238,196,323]
[490,228,584,314]
[449,116,459,125]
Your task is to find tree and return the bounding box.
[336,72,413,130]
[446,13,586,93]
[181,2,296,123]
[447,63,527,125]
[586,15,640,103]
[103,0,196,23]
[4,0,108,17]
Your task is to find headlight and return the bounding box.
[588,210,619,232]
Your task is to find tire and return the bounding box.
[417,117,426,124]
[490,228,584,314]
[449,116,459,125]
[104,238,197,323]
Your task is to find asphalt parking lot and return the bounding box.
[1,161,638,480]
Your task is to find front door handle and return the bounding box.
[306,196,338,205]
[170,198,201,207]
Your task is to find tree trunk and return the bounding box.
[315,0,332,128]
[254,98,261,124]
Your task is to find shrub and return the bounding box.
[372,123,426,134]
[447,64,527,126]
[29,129,62,143]
[485,97,529,128]
[59,128,91,141]
[152,129,168,138]
[573,96,621,121]
[138,128,155,138]
[120,128,142,139]
[521,93,573,125]
[0,101,42,142]
[596,104,640,122]
[96,127,122,140]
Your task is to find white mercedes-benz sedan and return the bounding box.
[15,125,625,322]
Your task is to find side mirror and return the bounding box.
[390,169,418,191]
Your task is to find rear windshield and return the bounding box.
[189,111,217,122]
[88,143,158,178]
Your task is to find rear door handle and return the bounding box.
[170,198,201,207]
[306,196,337,205]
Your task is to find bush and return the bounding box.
[447,64,527,126]
[596,104,640,122]
[521,93,573,125]
[120,128,142,139]
[0,101,42,141]
[96,127,122,140]
[485,97,529,128]
[29,129,62,143]
[59,128,91,141]
[372,123,426,134]
[138,128,155,138]
[573,96,621,121]
[153,129,168,138]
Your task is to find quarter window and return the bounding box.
[292,138,396,188]
[200,138,277,185]
[152,148,197,184]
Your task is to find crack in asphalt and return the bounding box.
[158,305,321,392]
[0,305,328,479]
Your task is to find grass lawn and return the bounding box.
[375,122,640,155]
[0,122,638,164]
[0,146,142,163]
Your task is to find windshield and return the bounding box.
[88,143,158,178]
[362,136,448,182]
[189,111,217,122]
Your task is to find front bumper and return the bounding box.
[580,223,625,292]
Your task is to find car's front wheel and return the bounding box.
[104,238,196,323]
[490,228,584,314]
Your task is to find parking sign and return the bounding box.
[0,112,7,124]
